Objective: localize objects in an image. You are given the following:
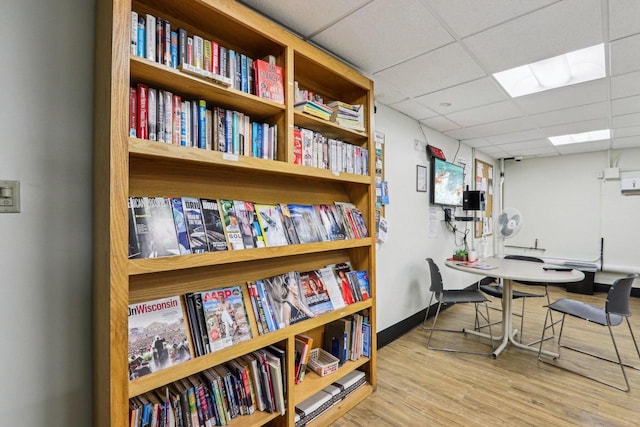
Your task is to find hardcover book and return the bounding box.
[128,295,192,380]
[253,59,284,104]
[200,198,229,252]
[181,196,208,253]
[200,286,252,353]
[254,204,289,247]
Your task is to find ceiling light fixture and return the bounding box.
[548,129,611,146]
[493,44,605,97]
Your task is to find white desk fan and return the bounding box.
[496,207,523,257]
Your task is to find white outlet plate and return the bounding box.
[0,180,20,213]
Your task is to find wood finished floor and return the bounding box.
[331,285,640,427]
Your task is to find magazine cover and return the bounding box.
[277,203,300,245]
[254,204,289,247]
[262,272,314,327]
[316,266,347,309]
[234,200,265,249]
[315,204,346,241]
[128,197,142,259]
[170,197,192,255]
[298,270,334,315]
[146,197,181,257]
[181,196,209,253]
[287,204,324,244]
[200,198,229,252]
[355,270,371,300]
[128,295,192,380]
[200,286,252,352]
[332,262,359,303]
[218,199,245,250]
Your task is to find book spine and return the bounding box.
[219,46,228,79]
[163,91,172,143]
[171,31,178,68]
[130,12,138,55]
[155,17,163,63]
[187,36,193,66]
[157,91,165,143]
[205,109,212,151]
[240,54,248,93]
[211,41,220,75]
[203,39,212,72]
[136,84,148,140]
[193,35,203,69]
[180,101,188,146]
[137,16,145,58]
[129,87,137,137]
[178,28,188,67]
[197,100,207,149]
[145,14,155,61]
[147,88,157,141]
[163,19,171,66]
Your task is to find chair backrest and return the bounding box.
[605,274,639,317]
[504,254,543,263]
[426,258,444,293]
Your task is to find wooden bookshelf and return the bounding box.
[93,0,376,425]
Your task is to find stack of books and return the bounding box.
[294,100,333,121]
[328,101,364,132]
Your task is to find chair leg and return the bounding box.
[422,292,436,330]
[539,312,639,392]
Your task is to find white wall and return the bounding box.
[0,1,94,425]
[374,104,494,331]
[503,149,640,283]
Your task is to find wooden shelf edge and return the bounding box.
[293,111,368,140]
[128,237,374,275]
[128,138,371,185]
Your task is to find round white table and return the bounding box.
[445,257,585,358]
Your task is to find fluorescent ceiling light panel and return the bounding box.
[548,129,610,145]
[493,44,605,97]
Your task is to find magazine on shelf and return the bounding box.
[254,203,289,247]
[200,198,230,252]
[287,204,325,243]
[200,286,252,352]
[262,272,314,326]
[218,199,245,250]
[128,295,192,380]
[298,270,334,315]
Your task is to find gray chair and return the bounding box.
[538,273,640,391]
[479,255,555,344]
[423,258,495,355]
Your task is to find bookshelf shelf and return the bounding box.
[94,0,376,425]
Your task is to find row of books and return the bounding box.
[293,126,369,176]
[131,11,284,102]
[324,312,371,366]
[294,370,366,427]
[129,84,277,159]
[246,265,370,340]
[129,346,286,427]
[128,197,369,259]
[294,81,365,132]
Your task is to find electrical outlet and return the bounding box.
[0,180,20,213]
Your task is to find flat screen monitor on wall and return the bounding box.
[431,157,464,206]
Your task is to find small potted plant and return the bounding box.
[453,249,468,261]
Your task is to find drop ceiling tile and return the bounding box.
[484,129,546,145]
[463,0,603,73]
[239,0,369,37]
[540,118,609,138]
[311,0,454,73]
[462,137,491,148]
[374,43,486,96]
[388,99,438,120]
[612,95,640,116]
[448,116,538,140]
[513,79,608,114]
[445,100,522,127]
[476,145,508,158]
[613,112,640,128]
[609,0,640,41]
[611,71,640,99]
[529,102,609,128]
[374,77,409,105]
[612,135,640,149]
[554,140,612,155]
[421,115,462,133]
[414,78,508,114]
[511,145,560,157]
[610,34,640,76]
[497,138,551,152]
[423,0,557,38]
[613,125,640,138]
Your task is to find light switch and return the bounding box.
[0,180,20,213]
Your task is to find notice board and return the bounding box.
[474,159,494,237]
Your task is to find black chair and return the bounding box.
[479,255,555,344]
[423,258,495,355]
[538,273,640,391]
